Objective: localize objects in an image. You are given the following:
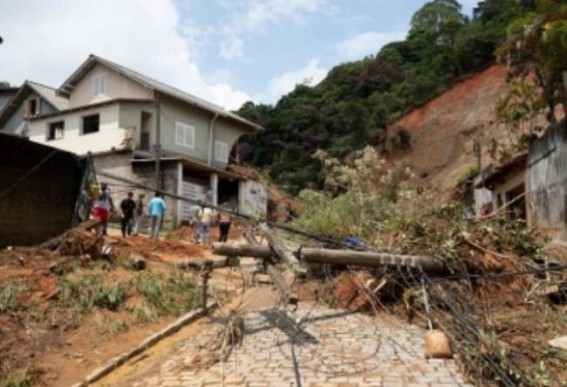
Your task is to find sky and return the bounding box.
[0,0,478,111]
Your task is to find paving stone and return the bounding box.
[122,303,474,387]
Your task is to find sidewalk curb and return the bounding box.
[72,302,218,387]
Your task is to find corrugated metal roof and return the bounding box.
[58,54,261,130]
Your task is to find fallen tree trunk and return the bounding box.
[212,243,446,274]
[258,223,307,276]
[243,230,298,305]
[40,219,102,250]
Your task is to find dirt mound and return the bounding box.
[55,228,102,258]
[0,222,216,386]
[111,235,208,263]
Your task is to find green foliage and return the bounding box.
[497,0,567,122]
[0,280,27,314]
[236,0,533,194]
[131,270,198,318]
[57,275,127,314]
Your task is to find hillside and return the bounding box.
[235,0,538,194]
[388,65,510,197]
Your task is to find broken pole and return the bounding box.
[258,223,307,277]
[212,243,446,274]
[200,264,212,313]
[243,230,298,305]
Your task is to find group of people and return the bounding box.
[188,202,233,245]
[91,183,167,240]
[91,183,232,243]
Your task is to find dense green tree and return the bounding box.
[497,0,567,121]
[235,0,536,194]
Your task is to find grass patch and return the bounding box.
[131,270,198,318]
[0,280,27,314]
[57,275,127,315]
[102,319,130,336]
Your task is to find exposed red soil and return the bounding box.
[388,65,511,199]
[0,224,244,386]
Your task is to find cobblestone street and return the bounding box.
[122,303,473,387]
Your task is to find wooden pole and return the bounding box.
[212,243,446,274]
[258,223,307,276]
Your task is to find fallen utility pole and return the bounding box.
[243,229,298,305]
[258,223,307,277]
[212,243,446,274]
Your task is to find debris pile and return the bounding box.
[0,223,210,386]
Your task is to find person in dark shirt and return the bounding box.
[120,191,137,237]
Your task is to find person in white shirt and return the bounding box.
[197,206,214,245]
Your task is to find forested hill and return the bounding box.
[235,0,537,194]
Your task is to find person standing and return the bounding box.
[132,193,146,236]
[92,182,115,236]
[147,193,166,240]
[197,206,214,245]
[188,202,202,243]
[120,192,136,237]
[217,204,232,242]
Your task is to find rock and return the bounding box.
[549,336,567,350]
[425,329,453,359]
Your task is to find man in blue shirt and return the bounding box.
[147,192,167,240]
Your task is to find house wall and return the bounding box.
[27,103,130,155]
[93,152,181,231]
[159,95,249,169]
[3,91,58,134]
[69,63,153,108]
[118,102,156,149]
[239,180,268,217]
[0,133,84,247]
[159,96,212,163]
[527,121,567,241]
[213,117,251,169]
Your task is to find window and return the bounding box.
[175,121,195,148]
[24,97,40,118]
[82,114,100,135]
[93,75,106,97]
[214,140,228,162]
[47,121,64,141]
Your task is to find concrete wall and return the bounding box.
[527,120,567,241]
[27,101,156,156]
[0,133,84,247]
[69,63,153,108]
[28,103,128,155]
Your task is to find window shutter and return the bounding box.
[175,122,185,145]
